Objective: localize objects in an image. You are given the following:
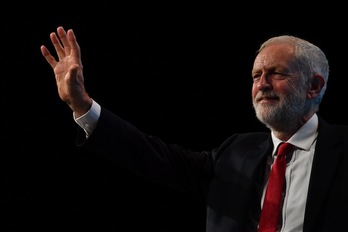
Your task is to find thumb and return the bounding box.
[68,64,83,84]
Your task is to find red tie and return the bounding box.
[258,142,294,232]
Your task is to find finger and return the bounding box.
[50,29,66,60]
[67,29,81,59]
[57,26,72,56]
[40,45,58,69]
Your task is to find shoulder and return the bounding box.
[317,116,348,145]
[219,132,270,151]
[318,116,348,134]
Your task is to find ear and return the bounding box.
[307,74,325,99]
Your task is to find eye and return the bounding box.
[251,71,290,83]
[271,71,288,80]
[252,73,261,82]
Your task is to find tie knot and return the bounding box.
[277,142,294,157]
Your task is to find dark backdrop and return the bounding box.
[2,4,347,232]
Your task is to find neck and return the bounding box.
[269,112,316,141]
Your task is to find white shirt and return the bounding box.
[75,100,319,232]
[262,114,318,231]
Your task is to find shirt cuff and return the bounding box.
[74,99,101,137]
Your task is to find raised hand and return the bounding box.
[41,26,92,116]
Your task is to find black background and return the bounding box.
[2,4,348,232]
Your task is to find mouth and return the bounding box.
[256,96,279,104]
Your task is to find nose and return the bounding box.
[256,74,272,91]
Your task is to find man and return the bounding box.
[41,26,348,231]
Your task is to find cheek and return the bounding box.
[251,85,258,97]
[272,82,291,94]
[285,86,300,96]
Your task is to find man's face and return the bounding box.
[251,44,307,129]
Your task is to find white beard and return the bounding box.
[253,90,306,132]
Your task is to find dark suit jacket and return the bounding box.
[77,107,348,232]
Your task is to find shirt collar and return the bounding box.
[271,113,319,156]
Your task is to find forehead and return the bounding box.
[253,43,295,71]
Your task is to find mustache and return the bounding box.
[255,91,279,102]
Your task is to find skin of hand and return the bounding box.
[41,26,92,117]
